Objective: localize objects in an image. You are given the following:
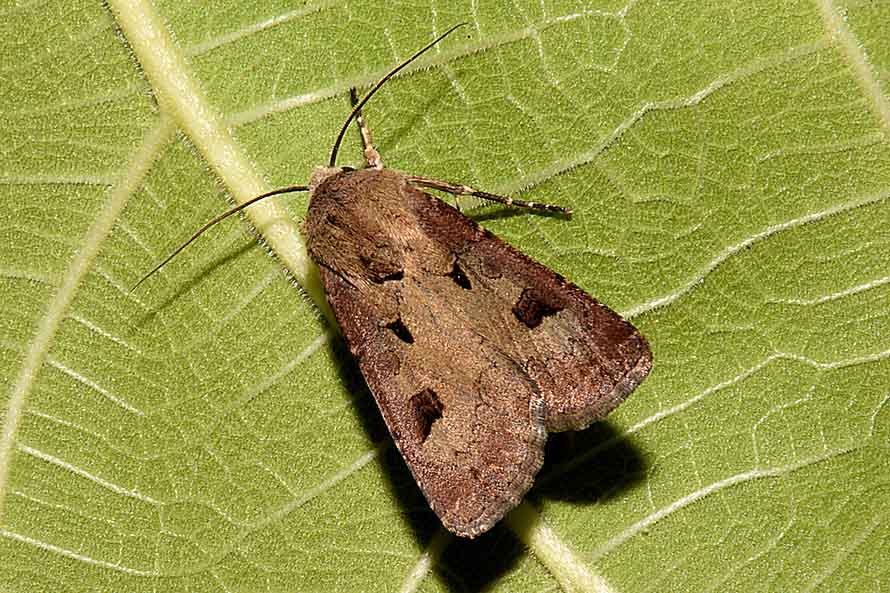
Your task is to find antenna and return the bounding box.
[328,22,467,167]
[131,184,308,291]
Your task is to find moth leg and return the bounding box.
[405,175,571,215]
[349,88,383,170]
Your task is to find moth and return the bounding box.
[137,24,652,538]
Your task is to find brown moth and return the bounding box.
[136,24,651,538]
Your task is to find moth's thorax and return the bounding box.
[304,167,428,286]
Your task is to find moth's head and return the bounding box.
[309,166,348,194]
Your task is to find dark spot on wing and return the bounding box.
[385,317,414,344]
[447,259,472,289]
[513,287,563,329]
[411,388,444,442]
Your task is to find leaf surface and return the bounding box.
[2,1,889,591]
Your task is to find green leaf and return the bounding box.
[2,1,889,592]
